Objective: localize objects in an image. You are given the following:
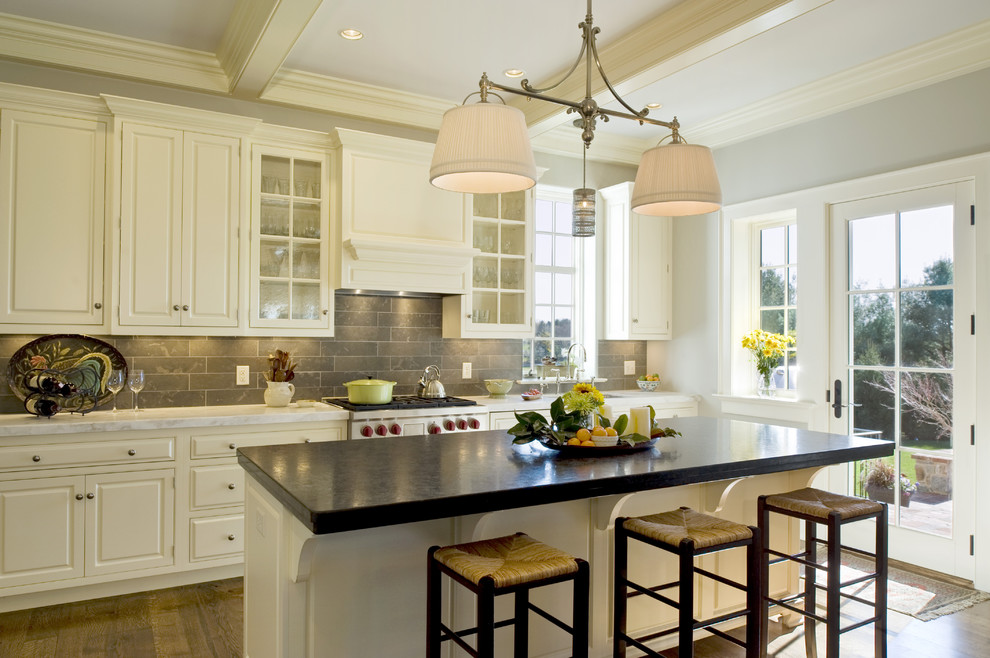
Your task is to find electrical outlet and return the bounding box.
[236,365,250,385]
[624,360,636,375]
[462,362,472,379]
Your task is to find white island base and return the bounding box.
[244,468,821,658]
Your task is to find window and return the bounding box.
[523,186,595,376]
[757,222,798,389]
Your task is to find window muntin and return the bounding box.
[758,223,798,390]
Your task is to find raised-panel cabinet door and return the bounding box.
[182,132,239,326]
[0,476,85,588]
[85,469,174,577]
[630,214,671,339]
[119,123,183,326]
[0,110,106,326]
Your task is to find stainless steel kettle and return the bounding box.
[420,364,446,398]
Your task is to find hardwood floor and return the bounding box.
[0,579,241,658]
[1,577,988,657]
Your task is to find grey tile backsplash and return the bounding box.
[0,296,646,414]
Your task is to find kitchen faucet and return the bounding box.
[566,343,587,381]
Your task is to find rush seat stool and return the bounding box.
[758,487,887,658]
[427,532,589,657]
[614,507,761,657]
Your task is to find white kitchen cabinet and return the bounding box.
[334,128,475,294]
[250,146,331,331]
[0,110,108,329]
[600,182,672,340]
[118,123,240,328]
[443,190,533,338]
[0,476,85,588]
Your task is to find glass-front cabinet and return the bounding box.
[442,190,532,338]
[250,147,331,331]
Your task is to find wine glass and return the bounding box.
[107,369,125,413]
[127,370,145,411]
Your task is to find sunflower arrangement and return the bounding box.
[561,382,605,416]
[741,329,795,390]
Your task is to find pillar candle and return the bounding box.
[600,404,614,426]
[631,407,652,437]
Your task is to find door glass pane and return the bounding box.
[760,226,785,266]
[851,369,895,442]
[852,293,894,366]
[787,267,797,304]
[259,281,289,320]
[900,290,953,368]
[850,214,895,290]
[474,194,498,219]
[760,269,785,306]
[291,283,319,320]
[900,372,953,450]
[760,309,784,335]
[900,205,953,287]
[899,449,951,537]
[502,191,525,221]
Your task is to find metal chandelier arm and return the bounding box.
[519,29,588,96]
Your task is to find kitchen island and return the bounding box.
[238,416,891,657]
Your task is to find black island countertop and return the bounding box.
[237,416,892,535]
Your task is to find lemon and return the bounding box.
[580,440,596,447]
[567,437,582,446]
[591,426,607,437]
[605,427,618,437]
[576,428,592,442]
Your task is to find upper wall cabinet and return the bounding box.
[117,124,240,329]
[600,182,672,340]
[334,129,476,295]
[0,109,108,329]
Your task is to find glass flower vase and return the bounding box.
[757,372,776,398]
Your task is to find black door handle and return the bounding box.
[832,379,862,418]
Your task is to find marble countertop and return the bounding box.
[0,402,350,437]
[237,416,892,535]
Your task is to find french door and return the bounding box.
[828,181,975,578]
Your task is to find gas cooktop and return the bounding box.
[321,395,478,412]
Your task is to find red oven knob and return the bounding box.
[443,419,455,431]
[360,425,374,438]
[456,419,468,430]
[428,424,442,435]
[390,423,402,435]
[375,424,388,437]
[469,418,481,430]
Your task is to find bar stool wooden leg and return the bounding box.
[804,520,818,658]
[427,546,441,658]
[746,527,761,658]
[826,513,841,658]
[514,589,529,657]
[679,538,696,658]
[478,577,495,658]
[573,559,590,658]
[758,497,770,658]
[876,504,888,658]
[614,520,629,658]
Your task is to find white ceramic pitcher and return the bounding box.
[264,381,295,407]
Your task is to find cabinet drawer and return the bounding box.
[654,406,697,419]
[191,465,244,509]
[190,515,243,561]
[191,426,342,458]
[0,437,175,470]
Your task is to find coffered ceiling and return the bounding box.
[1,0,989,163]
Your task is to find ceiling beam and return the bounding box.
[218,0,323,98]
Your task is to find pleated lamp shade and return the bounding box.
[631,142,722,216]
[430,102,537,194]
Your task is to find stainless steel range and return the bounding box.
[321,395,489,440]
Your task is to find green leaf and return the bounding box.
[597,413,611,428]
[648,405,656,429]
[512,435,538,444]
[619,432,652,446]
[549,397,565,422]
[613,414,629,436]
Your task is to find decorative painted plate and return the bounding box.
[6,334,128,411]
[538,437,658,456]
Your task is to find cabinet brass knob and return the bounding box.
[304,438,312,443]
[229,443,237,450]
[227,483,236,490]
[227,533,236,541]
[632,318,639,323]
[322,309,328,315]
[128,449,136,456]
[94,302,102,309]
[182,305,189,311]
[86,493,95,499]
[32,455,41,462]
[75,493,84,500]
[173,304,180,311]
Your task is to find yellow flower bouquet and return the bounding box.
[742,329,795,396]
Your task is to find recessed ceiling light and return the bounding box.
[339,29,364,40]
[646,102,662,110]
[503,69,525,78]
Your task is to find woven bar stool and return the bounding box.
[427,532,589,658]
[758,488,887,658]
[614,507,761,658]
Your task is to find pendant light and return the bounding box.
[572,146,595,237]
[429,0,721,216]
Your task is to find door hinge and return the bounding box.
[971,535,975,556]
[971,424,975,446]
[972,315,976,335]
[971,204,975,226]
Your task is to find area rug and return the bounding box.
[828,549,990,621]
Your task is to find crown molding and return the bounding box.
[0,81,110,118]
[0,12,230,93]
[262,68,451,131]
[252,122,338,150]
[101,94,262,134]
[690,17,990,148]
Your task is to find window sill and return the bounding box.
[712,394,817,427]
